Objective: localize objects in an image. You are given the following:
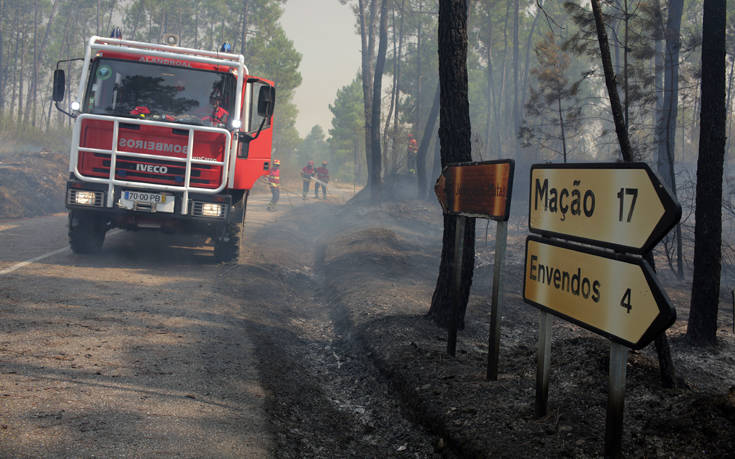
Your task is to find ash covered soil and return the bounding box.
[0,149,67,218]
[1,155,734,456]
[240,192,735,457]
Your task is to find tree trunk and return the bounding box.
[654,0,665,182]
[239,0,249,56]
[358,0,377,194]
[382,2,399,174]
[390,0,406,172]
[104,0,116,35]
[657,0,685,278]
[0,0,5,116]
[428,0,475,330]
[16,26,24,131]
[483,6,495,159]
[415,0,423,139]
[590,0,632,162]
[591,0,679,387]
[512,0,520,138]
[520,2,541,111]
[557,97,567,163]
[687,0,726,346]
[26,0,58,129]
[9,5,19,119]
[417,85,439,198]
[368,0,388,203]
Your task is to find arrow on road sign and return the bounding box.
[529,163,681,253]
[435,159,514,221]
[523,236,676,349]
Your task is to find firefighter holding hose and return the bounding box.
[266,159,280,211]
[314,161,329,199]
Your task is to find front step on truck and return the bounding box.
[53,32,275,262]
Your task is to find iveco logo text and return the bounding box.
[136,164,168,174]
[119,138,187,154]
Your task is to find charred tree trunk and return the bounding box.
[428,0,475,330]
[590,0,632,162]
[512,0,520,141]
[358,0,378,195]
[687,0,727,346]
[658,0,685,279]
[417,86,439,198]
[382,1,400,173]
[368,0,388,202]
[591,0,679,387]
[483,8,495,160]
[415,0,423,141]
[390,0,406,172]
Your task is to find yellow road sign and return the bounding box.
[529,163,681,253]
[523,236,676,349]
[435,160,514,221]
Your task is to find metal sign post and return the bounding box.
[535,311,552,417]
[487,220,508,380]
[447,215,467,357]
[435,160,515,358]
[605,342,629,458]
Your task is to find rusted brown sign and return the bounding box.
[435,159,514,221]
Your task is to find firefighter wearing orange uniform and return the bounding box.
[302,160,315,199]
[315,161,329,199]
[266,159,280,211]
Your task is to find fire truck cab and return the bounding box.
[52,34,275,262]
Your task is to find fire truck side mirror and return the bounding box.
[257,86,275,118]
[52,69,66,102]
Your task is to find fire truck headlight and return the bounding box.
[201,203,223,217]
[70,101,80,111]
[75,191,97,206]
[231,119,241,130]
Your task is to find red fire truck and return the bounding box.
[52,33,275,262]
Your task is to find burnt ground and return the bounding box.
[281,197,735,458]
[1,155,734,457]
[0,150,67,218]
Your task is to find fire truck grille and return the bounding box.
[93,154,218,187]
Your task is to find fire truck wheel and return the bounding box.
[213,221,240,262]
[68,211,106,254]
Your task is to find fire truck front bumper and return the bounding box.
[65,180,240,232]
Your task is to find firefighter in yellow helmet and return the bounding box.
[266,159,280,211]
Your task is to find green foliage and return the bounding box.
[520,32,588,162]
[328,76,365,182]
[0,0,302,162]
[296,125,329,166]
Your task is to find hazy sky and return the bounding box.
[281,0,361,138]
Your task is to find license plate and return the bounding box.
[119,190,175,213]
[123,191,166,203]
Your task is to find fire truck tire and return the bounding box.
[68,211,106,254]
[213,196,247,263]
[214,221,240,262]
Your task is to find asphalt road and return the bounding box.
[0,192,302,457]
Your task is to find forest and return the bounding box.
[0,0,732,341]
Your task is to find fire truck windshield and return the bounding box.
[84,58,236,127]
